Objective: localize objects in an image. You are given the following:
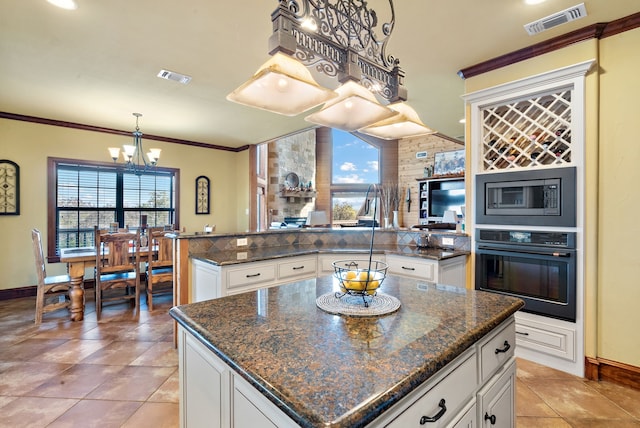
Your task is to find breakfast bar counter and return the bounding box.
[170,274,523,427]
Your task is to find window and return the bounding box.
[47,158,179,260]
[330,129,380,225]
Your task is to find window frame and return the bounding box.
[47,157,180,263]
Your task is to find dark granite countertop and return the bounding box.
[191,244,469,266]
[170,275,523,428]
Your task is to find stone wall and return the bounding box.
[267,129,317,223]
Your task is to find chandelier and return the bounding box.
[227,0,435,140]
[108,113,161,175]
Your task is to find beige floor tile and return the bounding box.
[0,361,72,396]
[30,339,113,364]
[588,380,640,419]
[516,357,582,383]
[79,340,156,365]
[26,363,125,399]
[119,321,174,342]
[47,399,143,428]
[77,322,140,341]
[0,396,77,428]
[32,321,100,340]
[516,416,572,427]
[122,402,179,428]
[516,379,559,417]
[563,419,640,427]
[130,341,178,367]
[0,338,68,362]
[526,379,637,421]
[86,366,175,401]
[148,369,179,403]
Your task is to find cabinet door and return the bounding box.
[386,255,436,281]
[192,259,221,302]
[477,358,515,428]
[450,399,476,428]
[438,256,467,288]
[180,329,228,428]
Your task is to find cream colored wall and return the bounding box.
[465,34,640,368]
[597,28,640,367]
[0,118,248,291]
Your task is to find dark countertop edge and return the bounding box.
[169,294,523,428]
[190,246,470,267]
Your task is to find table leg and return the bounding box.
[67,261,86,321]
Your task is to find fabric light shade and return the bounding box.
[304,80,397,131]
[358,101,436,140]
[226,52,337,116]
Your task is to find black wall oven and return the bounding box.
[475,229,577,322]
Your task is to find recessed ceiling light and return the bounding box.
[46,0,78,10]
[524,0,547,5]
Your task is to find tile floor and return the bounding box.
[1,291,639,427]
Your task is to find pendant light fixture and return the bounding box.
[359,101,436,140]
[305,80,397,131]
[227,52,336,116]
[227,0,435,139]
[108,113,161,175]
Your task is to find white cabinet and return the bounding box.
[192,259,221,302]
[386,254,467,288]
[477,359,516,428]
[190,255,317,301]
[178,328,229,428]
[514,313,575,361]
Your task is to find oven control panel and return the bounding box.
[477,229,576,249]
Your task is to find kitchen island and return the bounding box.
[170,274,523,427]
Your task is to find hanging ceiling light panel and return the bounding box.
[227,52,337,116]
[304,80,397,131]
[358,101,436,140]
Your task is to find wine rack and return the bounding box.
[481,89,572,171]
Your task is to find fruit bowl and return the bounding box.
[332,260,388,305]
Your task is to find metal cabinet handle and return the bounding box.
[292,266,304,270]
[419,399,446,424]
[484,412,496,425]
[516,331,529,336]
[401,266,416,271]
[495,340,511,354]
[246,273,261,278]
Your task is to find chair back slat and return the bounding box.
[31,229,46,286]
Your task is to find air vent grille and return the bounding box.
[157,69,192,84]
[524,3,587,35]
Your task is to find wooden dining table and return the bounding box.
[60,246,153,321]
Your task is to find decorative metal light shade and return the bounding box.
[304,80,397,131]
[358,101,436,140]
[226,52,337,116]
[107,113,160,175]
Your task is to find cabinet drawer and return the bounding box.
[227,264,276,289]
[515,317,575,361]
[387,352,477,427]
[320,255,384,273]
[278,257,317,280]
[479,319,515,382]
[386,256,435,281]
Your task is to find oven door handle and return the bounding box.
[477,245,572,258]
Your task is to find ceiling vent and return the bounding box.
[157,69,192,84]
[524,3,587,36]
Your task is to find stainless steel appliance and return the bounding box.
[475,229,576,322]
[476,167,576,227]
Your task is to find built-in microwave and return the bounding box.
[476,167,576,227]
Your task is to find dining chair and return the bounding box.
[95,228,141,319]
[31,228,72,324]
[145,227,175,311]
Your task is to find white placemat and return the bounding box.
[316,292,401,317]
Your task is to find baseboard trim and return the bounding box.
[0,281,95,301]
[585,356,640,390]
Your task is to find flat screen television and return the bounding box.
[428,179,465,219]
